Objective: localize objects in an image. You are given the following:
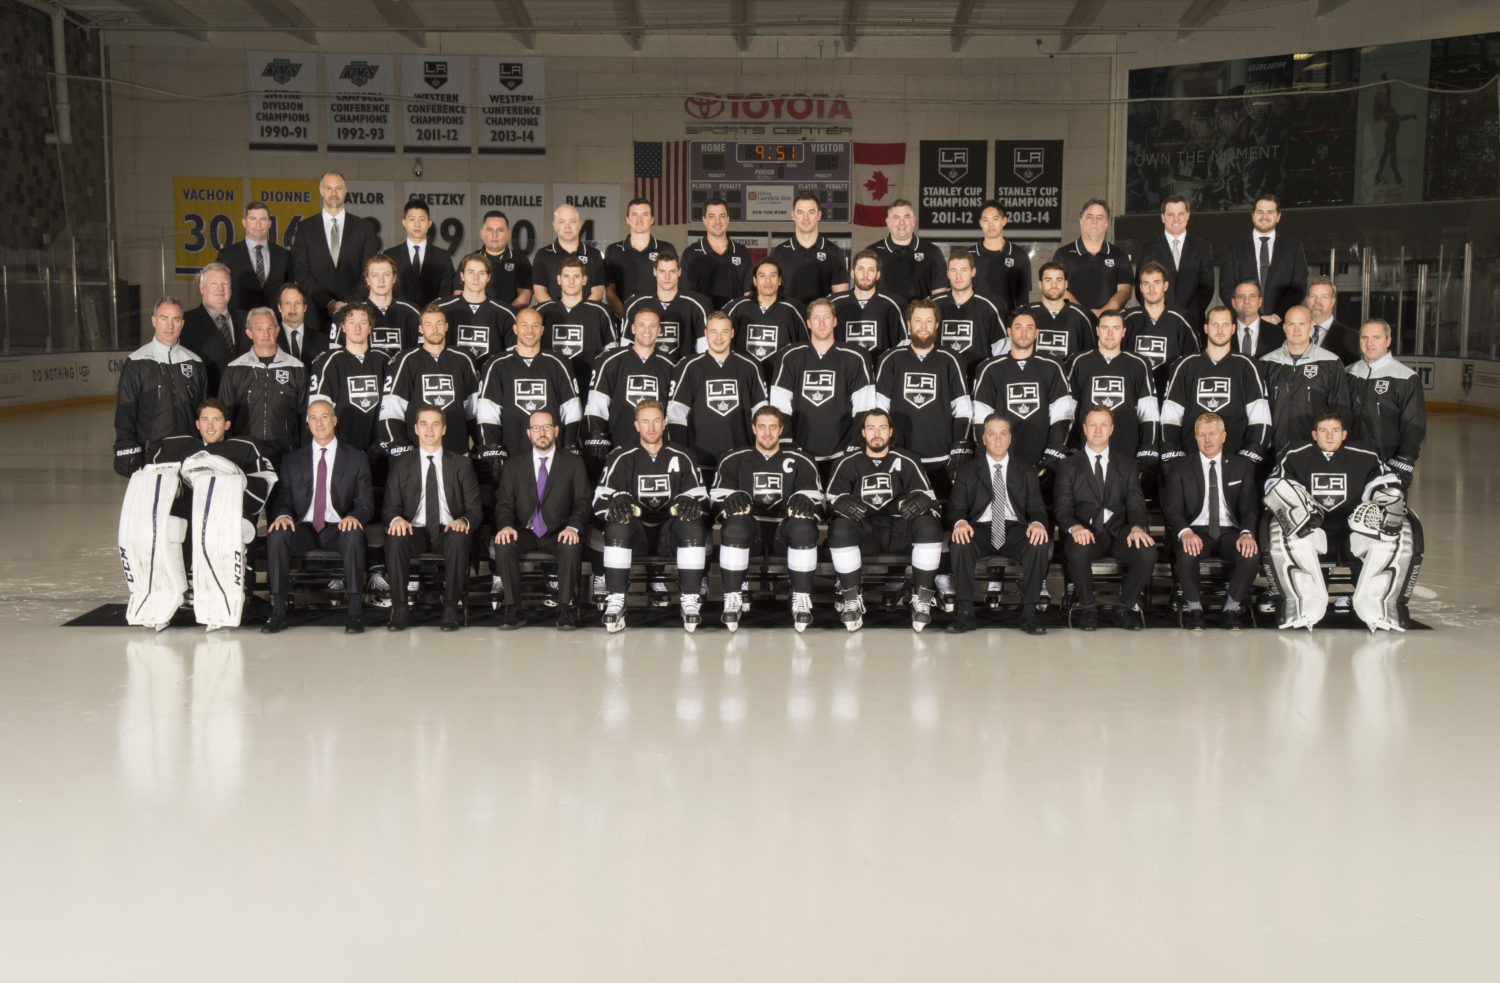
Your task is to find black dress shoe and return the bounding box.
[1019,610,1047,635]
[555,606,580,631]
[1221,608,1243,631]
[1111,605,1143,631]
[345,615,364,634]
[945,608,977,633]
[1183,608,1205,631]
[497,606,523,630]
[1078,607,1099,631]
[261,612,287,634]
[387,605,409,632]
[440,605,462,632]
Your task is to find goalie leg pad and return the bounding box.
[1267,524,1329,629]
[119,464,188,628]
[192,472,250,631]
[1349,518,1414,632]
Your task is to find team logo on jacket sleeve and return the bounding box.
[903,372,937,408]
[347,375,380,412]
[1310,473,1347,509]
[1090,376,1125,411]
[859,472,893,508]
[844,321,877,350]
[550,324,583,358]
[752,471,784,504]
[421,374,456,409]
[802,370,835,406]
[1134,336,1167,367]
[1195,377,1231,412]
[636,473,671,506]
[940,320,973,353]
[625,375,658,405]
[746,324,778,361]
[1006,381,1041,418]
[707,379,740,416]
[513,379,548,413]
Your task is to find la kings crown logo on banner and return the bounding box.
[860,472,894,509]
[551,324,583,358]
[802,370,835,406]
[513,379,547,413]
[498,63,524,90]
[753,471,784,505]
[424,61,449,89]
[1135,336,1167,367]
[1007,381,1041,419]
[636,474,671,507]
[262,58,301,85]
[1091,377,1125,411]
[1310,473,1347,509]
[347,376,379,412]
[339,61,379,87]
[746,324,778,361]
[707,379,740,416]
[904,372,937,408]
[422,374,456,409]
[626,375,658,405]
[1196,377,1231,412]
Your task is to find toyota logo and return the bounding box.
[684,92,724,119]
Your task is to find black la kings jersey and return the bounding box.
[874,346,972,466]
[713,446,823,522]
[621,291,713,362]
[829,290,907,363]
[1025,302,1096,370]
[667,351,769,468]
[586,346,677,445]
[150,434,277,523]
[435,295,518,372]
[309,348,390,451]
[1259,345,1351,460]
[1161,351,1271,463]
[1270,441,1398,526]
[826,448,933,519]
[1066,349,1159,458]
[725,297,809,375]
[594,442,705,525]
[534,298,617,392]
[971,354,1075,471]
[770,343,879,461]
[934,291,1008,380]
[381,346,479,455]
[1123,305,1200,394]
[477,350,583,455]
[363,300,422,358]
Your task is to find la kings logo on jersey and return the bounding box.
[1196,377,1231,412]
[940,320,973,353]
[513,379,548,413]
[860,472,894,508]
[371,327,402,353]
[347,375,380,412]
[1091,376,1125,411]
[802,370,835,406]
[422,374,455,409]
[275,369,291,385]
[844,320,877,350]
[752,471,784,505]
[707,379,739,416]
[1374,379,1390,394]
[1007,381,1041,419]
[1037,330,1068,357]
[1310,473,1347,509]
[636,474,671,507]
[181,364,194,378]
[625,375,658,405]
[551,324,583,358]
[457,325,489,356]
[746,324,778,361]
[904,372,938,408]
[1134,336,1167,367]
[1303,364,1320,379]
[656,320,680,354]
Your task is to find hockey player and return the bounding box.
[114,297,206,477]
[970,309,1074,480]
[1347,318,1426,487]
[603,197,675,316]
[1025,262,1095,369]
[725,259,808,375]
[535,256,618,393]
[873,299,972,498]
[476,307,583,468]
[1259,305,1350,461]
[1160,306,1272,466]
[1066,310,1159,471]
[933,248,1008,380]
[585,308,678,452]
[149,398,277,529]
[360,253,422,357]
[712,406,824,632]
[829,249,907,361]
[593,399,710,633]
[668,312,768,474]
[1123,260,1200,395]
[680,198,753,311]
[381,304,480,458]
[864,200,947,306]
[825,409,944,632]
[218,307,307,469]
[768,193,849,304]
[770,298,880,478]
[972,201,1032,313]
[435,252,519,372]
[1262,410,1421,631]
[621,250,713,361]
[531,203,606,305]
[310,303,390,468]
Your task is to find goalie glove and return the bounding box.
[898,489,939,520]
[786,492,821,520]
[605,492,637,524]
[720,490,753,517]
[832,496,870,522]
[947,440,974,480]
[1369,485,1408,536]
[670,494,704,523]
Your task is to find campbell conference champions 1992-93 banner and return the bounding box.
[326,53,395,156]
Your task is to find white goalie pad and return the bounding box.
[1349,510,1414,633]
[1264,478,1324,539]
[119,462,188,629]
[189,467,249,631]
[1267,522,1328,630]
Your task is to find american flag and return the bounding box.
[634,140,691,225]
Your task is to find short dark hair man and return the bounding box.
[383,197,456,307]
[1051,198,1133,318]
[1132,194,1213,329]
[1217,194,1308,327]
[1347,318,1425,487]
[215,202,292,312]
[115,297,206,477]
[769,192,849,304]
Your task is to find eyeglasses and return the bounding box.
[527,425,557,433]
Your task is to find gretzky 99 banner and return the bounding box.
[247,51,319,153]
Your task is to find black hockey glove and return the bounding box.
[670,495,704,523]
[113,441,143,478]
[832,496,870,522]
[947,440,974,480]
[899,489,938,520]
[581,432,614,461]
[786,493,821,520]
[720,491,753,517]
[605,492,637,524]
[474,444,507,483]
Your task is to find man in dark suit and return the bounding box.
[263,396,375,634]
[274,282,328,365]
[216,202,292,312]
[1217,194,1308,326]
[945,414,1053,635]
[1134,194,1214,329]
[290,170,380,320]
[1229,279,1285,358]
[383,403,483,632]
[178,262,247,393]
[1305,277,1360,365]
[1055,405,1158,630]
[384,198,456,308]
[492,409,592,630]
[1163,410,1261,630]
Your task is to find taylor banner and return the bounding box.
[918,140,988,231]
[477,56,546,157]
[476,183,545,258]
[401,55,471,154]
[174,177,241,278]
[326,53,395,156]
[247,50,318,153]
[993,141,1063,233]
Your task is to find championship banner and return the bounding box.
[401,55,471,154]
[248,178,317,251]
[173,177,241,278]
[402,182,473,260]
[477,56,546,157]
[552,184,620,247]
[476,183,545,258]
[918,140,987,231]
[247,50,318,153]
[993,141,1063,232]
[344,180,397,248]
[326,53,395,156]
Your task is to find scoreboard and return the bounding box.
[690,141,851,223]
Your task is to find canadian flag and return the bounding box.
[853,142,906,227]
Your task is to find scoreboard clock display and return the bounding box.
[690,141,851,223]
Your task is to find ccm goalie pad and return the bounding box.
[1346,491,1415,633]
[1264,479,1329,630]
[181,452,253,631]
[118,462,188,629]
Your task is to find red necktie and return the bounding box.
[313,448,328,532]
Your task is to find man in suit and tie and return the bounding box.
[384,197,456,308]
[1229,279,1285,358]
[1163,411,1261,631]
[1304,277,1361,366]
[216,202,291,312]
[382,403,482,632]
[492,409,592,630]
[290,170,380,321]
[1217,194,1308,327]
[1055,405,1158,630]
[263,396,375,634]
[1134,194,1214,330]
[275,283,327,365]
[178,262,247,394]
[945,414,1052,635]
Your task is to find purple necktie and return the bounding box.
[313,448,328,532]
[532,457,549,536]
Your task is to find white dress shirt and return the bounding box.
[1186,451,1236,533]
[1084,446,1113,527]
[979,453,1014,525]
[414,450,452,527]
[301,438,343,524]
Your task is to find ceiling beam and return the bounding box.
[117,0,209,42]
[494,0,536,49]
[950,0,978,53]
[732,0,750,52]
[843,0,859,52]
[244,0,318,46]
[370,0,428,47]
[1176,0,1228,40]
[614,0,644,51]
[1058,0,1105,52]
[1316,0,1355,14]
